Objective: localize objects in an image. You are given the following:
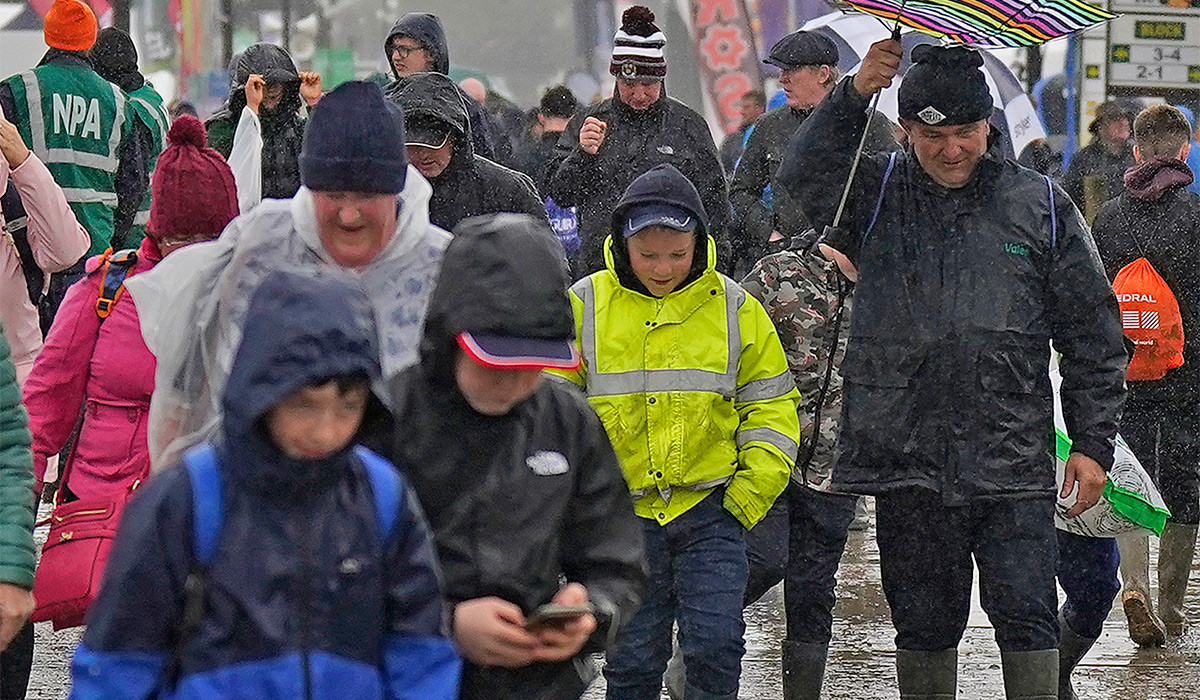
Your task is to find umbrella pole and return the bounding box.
[827,24,901,232]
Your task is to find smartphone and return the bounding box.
[524,603,594,630]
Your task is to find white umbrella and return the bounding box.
[800,12,1047,158]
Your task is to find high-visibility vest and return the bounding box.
[4,63,131,255]
[125,84,170,247]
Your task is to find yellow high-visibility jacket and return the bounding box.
[554,237,799,529]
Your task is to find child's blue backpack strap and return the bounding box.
[183,443,224,567]
[864,152,899,242]
[1045,175,1058,249]
[353,446,403,544]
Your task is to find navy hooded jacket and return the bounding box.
[70,269,460,700]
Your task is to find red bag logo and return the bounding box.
[1113,257,1184,381]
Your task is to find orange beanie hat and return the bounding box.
[43,0,97,52]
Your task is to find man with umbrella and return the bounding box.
[779,39,1126,698]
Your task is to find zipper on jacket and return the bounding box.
[299,521,315,700]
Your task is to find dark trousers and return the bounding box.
[1,623,32,699]
[745,482,857,643]
[876,487,1059,652]
[1057,531,1121,638]
[604,491,747,699]
[1121,399,1200,525]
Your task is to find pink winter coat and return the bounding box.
[0,153,90,387]
[23,237,161,499]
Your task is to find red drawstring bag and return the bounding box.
[1112,256,1185,381]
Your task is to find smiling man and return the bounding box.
[778,42,1127,698]
[127,80,449,470]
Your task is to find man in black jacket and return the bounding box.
[513,86,579,193]
[730,30,895,276]
[780,40,1126,698]
[386,213,645,700]
[1093,105,1200,648]
[1062,101,1135,223]
[389,72,547,233]
[382,12,499,161]
[547,5,729,278]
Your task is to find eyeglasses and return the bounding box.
[390,43,425,59]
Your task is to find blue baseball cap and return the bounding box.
[457,331,580,370]
[623,202,698,238]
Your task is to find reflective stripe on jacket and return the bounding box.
[555,236,800,528]
[4,65,129,252]
[126,84,170,245]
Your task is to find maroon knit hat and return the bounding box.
[146,115,239,241]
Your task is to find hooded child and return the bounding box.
[386,213,645,700]
[70,268,460,699]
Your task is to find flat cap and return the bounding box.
[764,31,838,69]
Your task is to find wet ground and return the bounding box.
[23,502,1200,698]
[583,502,1200,699]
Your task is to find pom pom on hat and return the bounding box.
[166,112,207,148]
[898,45,992,127]
[611,5,666,80]
[147,115,239,244]
[43,0,97,52]
[621,6,657,35]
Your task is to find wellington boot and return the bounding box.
[1121,591,1165,647]
[1057,612,1098,700]
[1118,533,1166,646]
[895,649,957,700]
[1000,649,1058,700]
[1157,523,1198,637]
[782,641,828,700]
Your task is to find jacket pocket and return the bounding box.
[838,342,926,461]
[975,347,1053,488]
[840,341,924,388]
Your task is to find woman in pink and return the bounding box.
[0,109,90,387]
[23,115,239,499]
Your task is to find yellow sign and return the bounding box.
[1134,20,1186,39]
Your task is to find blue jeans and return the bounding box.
[1057,531,1121,638]
[604,490,747,699]
[745,482,857,643]
[876,487,1059,652]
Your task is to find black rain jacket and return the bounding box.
[385,214,645,700]
[1093,157,1200,405]
[779,78,1127,503]
[205,43,304,200]
[547,92,731,278]
[389,73,546,233]
[730,102,895,266]
[382,13,498,161]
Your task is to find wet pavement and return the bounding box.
[23,502,1200,698]
[583,501,1200,699]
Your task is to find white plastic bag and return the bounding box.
[1052,367,1169,537]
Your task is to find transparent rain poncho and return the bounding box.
[127,169,449,470]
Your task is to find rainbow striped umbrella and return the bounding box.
[839,0,1117,47]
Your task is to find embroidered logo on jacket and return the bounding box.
[657,145,675,155]
[527,451,570,476]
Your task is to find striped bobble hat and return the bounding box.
[610,6,666,80]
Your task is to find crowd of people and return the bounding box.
[0,0,1196,698]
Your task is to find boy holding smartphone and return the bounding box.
[385,213,646,700]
